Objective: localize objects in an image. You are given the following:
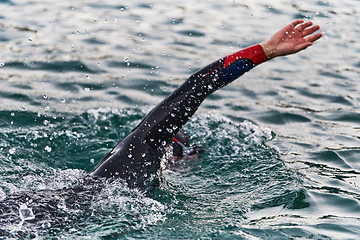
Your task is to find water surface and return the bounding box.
[1,0,360,239]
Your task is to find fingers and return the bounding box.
[291,19,322,43]
[288,19,305,28]
[301,24,321,38]
[295,21,313,32]
[305,32,323,43]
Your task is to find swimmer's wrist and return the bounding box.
[260,40,277,60]
[224,44,266,67]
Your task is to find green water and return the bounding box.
[1,0,360,239]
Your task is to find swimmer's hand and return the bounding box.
[260,19,322,60]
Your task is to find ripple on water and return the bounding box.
[3,61,102,74]
[257,110,311,125]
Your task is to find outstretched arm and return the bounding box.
[260,19,322,60]
[91,20,322,190]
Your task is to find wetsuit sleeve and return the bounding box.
[137,44,267,148]
[91,44,266,190]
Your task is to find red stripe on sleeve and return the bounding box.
[223,44,266,68]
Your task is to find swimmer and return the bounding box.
[91,20,322,191]
[0,20,322,235]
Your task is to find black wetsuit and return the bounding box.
[91,44,267,191]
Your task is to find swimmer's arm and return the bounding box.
[135,21,323,147]
[259,19,322,60]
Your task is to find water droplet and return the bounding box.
[28,38,32,42]
[45,106,49,111]
[86,74,91,79]
[142,153,146,157]
[9,147,16,155]
[90,158,95,164]
[20,106,26,111]
[128,154,132,158]
[162,141,166,146]
[124,56,129,62]
[0,61,5,68]
[43,120,49,125]
[61,98,66,103]
[85,87,90,92]
[43,95,47,99]
[44,145,52,152]
[11,112,15,116]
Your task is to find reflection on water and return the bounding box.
[1,0,360,238]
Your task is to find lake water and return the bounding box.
[1,0,360,239]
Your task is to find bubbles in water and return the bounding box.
[85,87,90,92]
[0,61,5,68]
[28,38,33,42]
[61,98,66,103]
[44,145,52,152]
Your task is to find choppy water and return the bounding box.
[1,0,360,239]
